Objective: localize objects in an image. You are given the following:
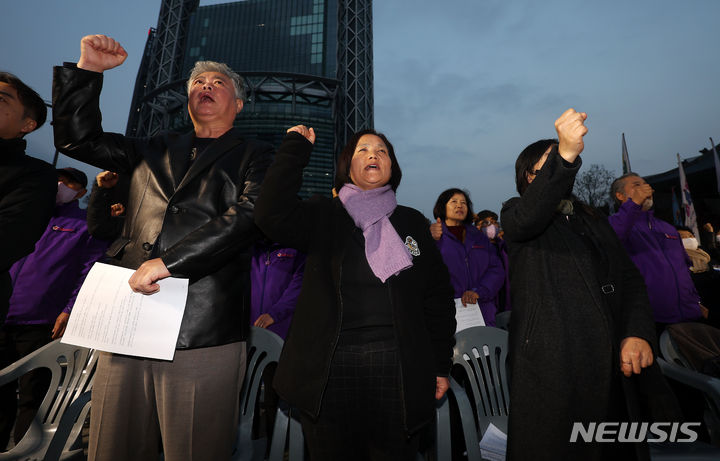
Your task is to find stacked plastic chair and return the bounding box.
[0,339,97,461]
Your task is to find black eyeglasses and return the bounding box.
[528,169,541,176]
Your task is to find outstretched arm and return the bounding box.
[502,109,587,242]
[254,126,321,251]
[53,38,142,173]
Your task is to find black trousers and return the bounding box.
[0,324,52,450]
[299,336,419,461]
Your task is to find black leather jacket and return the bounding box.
[52,64,274,349]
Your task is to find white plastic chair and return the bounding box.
[0,339,97,461]
[233,327,301,461]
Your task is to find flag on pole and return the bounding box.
[671,186,682,227]
[621,133,632,174]
[677,153,699,239]
[711,137,720,196]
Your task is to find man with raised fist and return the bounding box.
[52,35,273,461]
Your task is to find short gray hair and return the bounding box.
[610,172,640,208]
[187,61,245,101]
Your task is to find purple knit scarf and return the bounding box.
[338,184,413,282]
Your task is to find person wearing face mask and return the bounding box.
[677,227,712,273]
[255,126,455,461]
[475,210,511,313]
[0,167,108,448]
[430,190,505,326]
[476,211,499,239]
[676,226,720,328]
[609,173,705,333]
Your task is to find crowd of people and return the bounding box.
[1,32,720,461]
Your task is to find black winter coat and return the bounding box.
[86,180,127,242]
[52,65,274,348]
[254,132,456,434]
[0,138,56,321]
[501,148,675,461]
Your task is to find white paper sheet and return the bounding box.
[61,263,188,360]
[479,422,507,461]
[455,298,486,333]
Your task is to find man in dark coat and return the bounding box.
[52,35,273,461]
[501,109,675,460]
[0,71,57,451]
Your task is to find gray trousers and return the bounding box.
[88,342,246,461]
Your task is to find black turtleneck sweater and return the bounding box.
[0,137,57,321]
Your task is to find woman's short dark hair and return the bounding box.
[0,72,47,133]
[433,188,474,225]
[514,138,557,196]
[334,129,402,192]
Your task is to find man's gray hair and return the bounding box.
[610,172,640,207]
[187,61,245,101]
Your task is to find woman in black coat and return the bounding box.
[254,126,456,461]
[501,109,670,460]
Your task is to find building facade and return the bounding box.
[183,0,339,197]
[127,0,373,198]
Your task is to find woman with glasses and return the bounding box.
[501,109,676,460]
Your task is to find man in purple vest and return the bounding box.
[1,167,108,447]
[608,172,704,334]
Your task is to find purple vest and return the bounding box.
[609,200,701,323]
[249,243,305,339]
[435,223,505,326]
[6,201,108,325]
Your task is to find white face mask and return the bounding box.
[56,181,78,204]
[482,223,498,240]
[682,237,699,251]
[642,197,654,211]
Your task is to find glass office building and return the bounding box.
[184,0,337,79]
[182,0,340,197]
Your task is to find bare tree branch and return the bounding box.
[573,164,616,209]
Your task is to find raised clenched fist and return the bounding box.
[77,35,128,73]
[554,108,588,163]
[287,125,316,144]
[110,203,125,217]
[630,183,654,207]
[430,217,442,241]
[96,171,119,188]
